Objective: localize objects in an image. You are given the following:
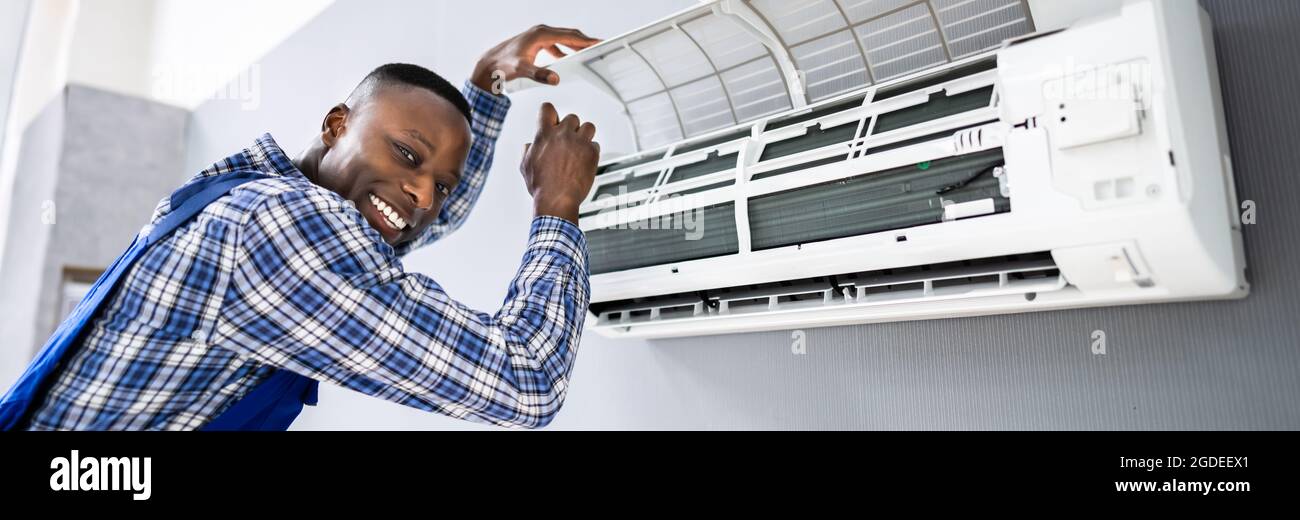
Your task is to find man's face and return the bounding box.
[315,87,472,246]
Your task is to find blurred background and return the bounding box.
[0,0,1296,430]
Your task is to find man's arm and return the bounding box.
[217,191,589,428]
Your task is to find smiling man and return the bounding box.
[2,26,602,430]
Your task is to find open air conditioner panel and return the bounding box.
[750,148,1008,251]
[581,52,1007,277]
[548,0,1248,338]
[555,0,1036,151]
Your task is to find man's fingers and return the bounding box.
[548,34,600,52]
[537,67,559,85]
[518,63,559,85]
[556,27,601,48]
[512,67,560,86]
[533,26,601,51]
[591,141,601,161]
[559,113,580,130]
[538,102,559,129]
[579,121,596,141]
[515,26,598,87]
[543,44,568,59]
[520,143,532,172]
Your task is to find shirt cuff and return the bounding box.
[525,216,589,274]
[462,81,511,139]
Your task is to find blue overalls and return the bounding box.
[0,171,319,430]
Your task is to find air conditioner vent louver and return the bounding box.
[749,148,1007,250]
[667,151,738,184]
[749,155,846,182]
[765,94,866,131]
[873,86,994,133]
[596,152,665,176]
[673,128,750,155]
[580,199,643,218]
[873,58,997,101]
[588,203,739,274]
[673,179,736,196]
[591,172,660,200]
[757,123,860,162]
[590,251,1063,328]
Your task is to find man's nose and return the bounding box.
[401,179,434,211]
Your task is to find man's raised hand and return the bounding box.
[520,102,599,224]
[473,25,600,94]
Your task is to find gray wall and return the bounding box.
[0,85,188,384]
[36,86,189,349]
[179,0,1298,430]
[0,85,63,385]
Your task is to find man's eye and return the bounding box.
[396,144,416,164]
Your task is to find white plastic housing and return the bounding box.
[557,0,1247,338]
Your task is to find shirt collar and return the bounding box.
[244,133,301,178]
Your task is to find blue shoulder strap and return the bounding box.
[0,170,319,430]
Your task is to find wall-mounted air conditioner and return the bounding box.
[536,0,1247,338]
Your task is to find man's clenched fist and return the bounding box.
[521,102,599,224]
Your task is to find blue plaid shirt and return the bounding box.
[26,83,590,430]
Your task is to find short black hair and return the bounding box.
[348,63,472,124]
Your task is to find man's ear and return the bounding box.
[321,103,350,147]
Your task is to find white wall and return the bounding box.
[60,0,336,108]
[0,0,31,155]
[65,0,156,100]
[148,0,333,109]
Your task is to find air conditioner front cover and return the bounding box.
[541,0,1037,151]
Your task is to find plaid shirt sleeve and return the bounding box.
[215,183,590,428]
[391,82,511,257]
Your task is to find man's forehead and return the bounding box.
[365,85,454,115]
[359,88,471,146]
[401,129,435,153]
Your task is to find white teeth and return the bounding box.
[368,193,408,230]
[388,213,407,230]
